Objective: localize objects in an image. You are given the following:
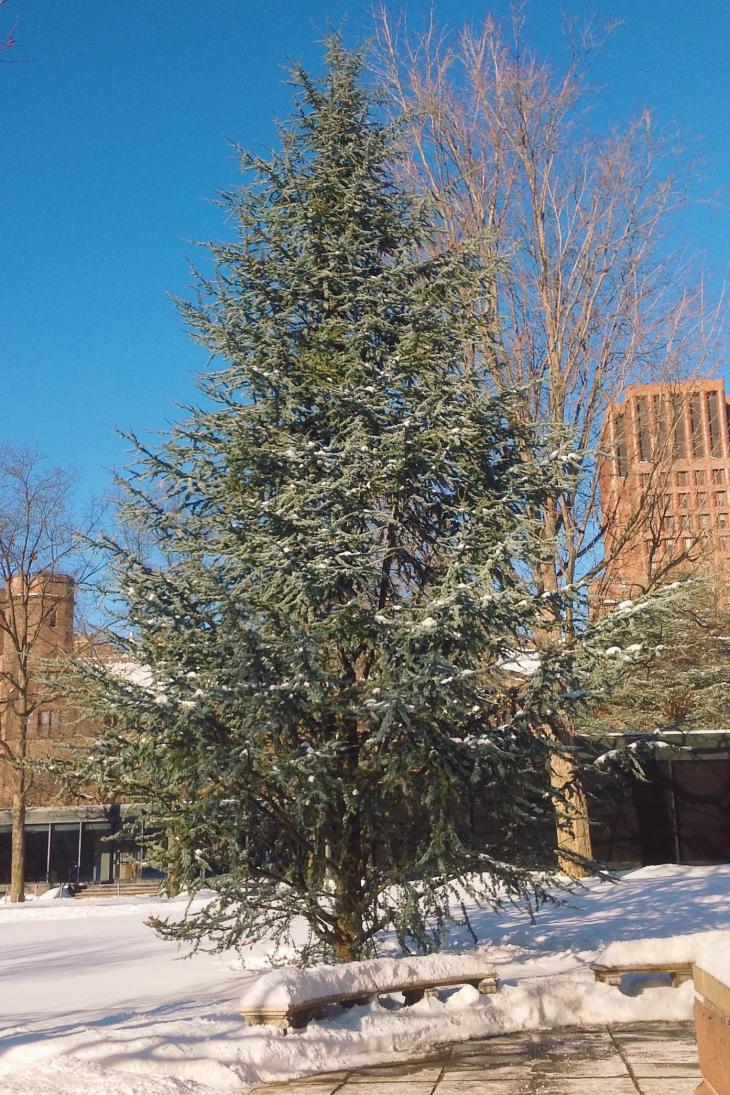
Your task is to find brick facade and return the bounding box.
[599,380,730,603]
[0,573,87,807]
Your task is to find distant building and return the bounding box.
[599,379,730,603]
[0,575,147,889]
[591,380,730,868]
[589,731,730,867]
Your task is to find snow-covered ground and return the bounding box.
[0,863,728,1093]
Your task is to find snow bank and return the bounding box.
[35,884,75,902]
[240,952,496,1010]
[0,863,727,1093]
[695,935,730,986]
[597,929,730,968]
[0,884,72,904]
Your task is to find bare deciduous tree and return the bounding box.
[0,1,19,60]
[0,445,93,901]
[375,7,725,873]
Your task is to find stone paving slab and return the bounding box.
[336,1084,435,1094]
[344,1066,443,1082]
[612,1023,700,1078]
[638,1083,698,1095]
[247,1021,701,1094]
[437,1083,529,1094]
[532,1081,639,1094]
[442,1064,535,1080]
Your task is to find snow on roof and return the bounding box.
[107,660,155,690]
[500,651,540,676]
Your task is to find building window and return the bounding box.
[721,538,730,552]
[678,493,689,509]
[672,395,687,458]
[664,494,673,511]
[666,538,675,555]
[690,394,705,458]
[676,471,689,487]
[707,390,724,457]
[715,491,727,507]
[679,515,690,530]
[614,413,628,477]
[695,469,707,485]
[663,516,674,531]
[700,513,711,529]
[636,397,651,461]
[719,512,729,529]
[37,710,61,738]
[47,609,57,628]
[684,537,694,550]
[697,491,708,507]
[653,393,669,455]
[713,468,726,484]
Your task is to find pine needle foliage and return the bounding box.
[66,39,605,963]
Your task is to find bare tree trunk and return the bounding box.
[10,770,26,902]
[537,502,595,872]
[550,748,592,879]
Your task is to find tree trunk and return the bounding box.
[550,748,592,879]
[536,503,595,874]
[333,835,366,963]
[10,771,27,902]
[163,829,182,897]
[334,937,360,962]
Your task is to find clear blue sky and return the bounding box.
[3,1,730,508]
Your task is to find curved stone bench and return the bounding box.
[239,953,499,1031]
[591,960,693,988]
[591,931,730,993]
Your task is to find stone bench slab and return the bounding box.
[241,971,499,1031]
[591,961,693,987]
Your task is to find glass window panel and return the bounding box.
[690,394,705,458]
[672,395,687,457]
[614,412,628,476]
[707,390,723,457]
[636,397,651,461]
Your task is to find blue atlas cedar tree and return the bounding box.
[66,37,607,962]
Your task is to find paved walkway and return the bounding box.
[249,1022,700,1094]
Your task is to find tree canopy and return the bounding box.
[67,39,612,963]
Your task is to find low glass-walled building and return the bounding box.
[589,730,730,866]
[0,805,154,887]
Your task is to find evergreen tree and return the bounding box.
[68,40,606,962]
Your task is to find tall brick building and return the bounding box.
[0,573,77,806]
[599,379,730,601]
[0,575,143,887]
[592,381,730,867]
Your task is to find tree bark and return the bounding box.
[550,747,592,878]
[536,498,595,873]
[10,771,27,902]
